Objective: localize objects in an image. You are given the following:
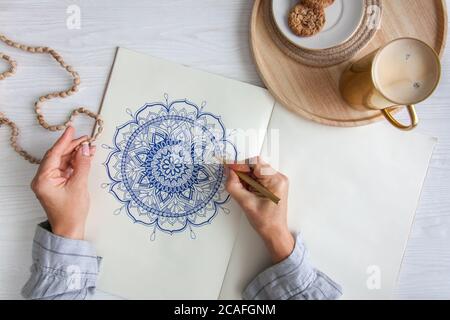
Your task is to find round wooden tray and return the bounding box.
[250,0,448,127]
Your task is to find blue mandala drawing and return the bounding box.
[103,95,237,240]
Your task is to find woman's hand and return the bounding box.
[31,126,96,240]
[226,157,294,263]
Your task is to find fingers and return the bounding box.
[226,169,265,215]
[227,163,251,173]
[66,135,90,155]
[69,143,96,186]
[253,162,288,195]
[38,127,84,173]
[49,126,75,156]
[62,167,74,179]
[59,136,89,171]
[247,156,265,167]
[37,127,73,173]
[241,156,276,178]
[226,157,277,181]
[225,170,254,204]
[253,162,276,178]
[225,156,260,173]
[59,154,73,172]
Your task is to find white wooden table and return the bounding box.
[0,0,449,299]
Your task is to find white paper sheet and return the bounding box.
[86,48,275,299]
[220,104,436,300]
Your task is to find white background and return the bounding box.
[0,0,449,299]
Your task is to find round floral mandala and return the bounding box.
[105,97,236,238]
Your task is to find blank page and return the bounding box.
[220,104,436,299]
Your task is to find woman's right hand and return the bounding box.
[225,157,295,263]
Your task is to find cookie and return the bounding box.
[288,3,326,37]
[302,0,335,8]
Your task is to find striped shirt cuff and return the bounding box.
[21,221,101,299]
[242,234,319,300]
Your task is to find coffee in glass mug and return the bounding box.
[339,37,441,130]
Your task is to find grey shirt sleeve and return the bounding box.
[22,223,341,300]
[21,222,101,300]
[243,234,342,300]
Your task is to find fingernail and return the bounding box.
[82,142,90,157]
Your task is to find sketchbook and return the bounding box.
[86,48,436,300]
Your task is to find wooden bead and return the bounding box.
[0,32,103,165]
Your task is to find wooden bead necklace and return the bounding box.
[0,33,103,164]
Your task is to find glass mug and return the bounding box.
[339,37,441,130]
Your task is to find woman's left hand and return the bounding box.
[31,126,96,240]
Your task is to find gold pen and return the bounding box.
[217,157,280,205]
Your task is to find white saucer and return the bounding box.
[272,0,365,50]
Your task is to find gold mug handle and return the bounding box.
[381,105,419,131]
